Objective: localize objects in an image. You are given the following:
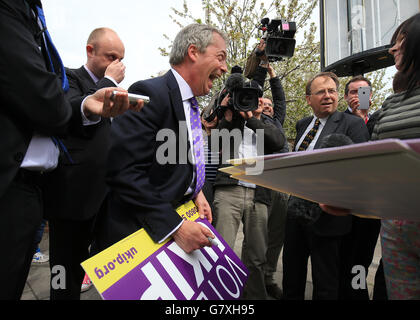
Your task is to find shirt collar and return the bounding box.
[171,67,194,102]
[84,65,100,84]
[314,114,329,126]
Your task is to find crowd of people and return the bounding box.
[1,0,419,301]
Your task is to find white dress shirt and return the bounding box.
[157,68,201,243]
[237,123,257,188]
[294,115,329,152]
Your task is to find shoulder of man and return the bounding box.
[296,115,313,128]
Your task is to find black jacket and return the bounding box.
[43,66,117,221]
[95,70,195,249]
[253,66,289,152]
[0,0,84,198]
[293,111,370,236]
[213,115,285,206]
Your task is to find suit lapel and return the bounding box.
[314,111,341,149]
[166,70,187,123]
[294,116,314,148]
[75,66,97,90]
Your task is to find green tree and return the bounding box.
[160,0,392,139]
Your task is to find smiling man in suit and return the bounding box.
[282,72,370,300]
[43,27,126,300]
[94,24,229,256]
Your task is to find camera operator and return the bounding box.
[250,40,290,299]
[212,73,285,299]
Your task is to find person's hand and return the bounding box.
[252,98,264,119]
[194,190,212,223]
[267,64,276,78]
[172,220,214,253]
[83,87,144,119]
[239,110,254,120]
[347,96,370,120]
[319,204,351,216]
[105,59,126,84]
[201,116,218,130]
[257,39,268,63]
[220,94,233,122]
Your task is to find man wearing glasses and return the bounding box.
[282,72,370,300]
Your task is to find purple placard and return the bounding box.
[101,219,248,300]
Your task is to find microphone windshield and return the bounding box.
[225,73,244,92]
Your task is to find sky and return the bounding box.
[42,0,204,89]
[41,0,396,91]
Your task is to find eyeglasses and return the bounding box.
[311,88,338,96]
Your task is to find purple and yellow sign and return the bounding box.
[81,201,248,300]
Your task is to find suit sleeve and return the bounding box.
[0,1,72,136]
[106,81,183,243]
[346,116,370,143]
[65,68,117,136]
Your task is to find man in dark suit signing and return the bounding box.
[94,24,229,255]
[43,27,126,300]
[282,72,370,300]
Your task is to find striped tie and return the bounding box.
[298,118,320,151]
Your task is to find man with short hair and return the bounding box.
[343,75,379,135]
[94,24,228,254]
[251,55,289,299]
[212,64,286,299]
[344,76,372,120]
[43,27,128,300]
[282,72,370,300]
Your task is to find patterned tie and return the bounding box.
[297,118,321,151]
[189,97,205,198]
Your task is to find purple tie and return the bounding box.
[189,97,205,198]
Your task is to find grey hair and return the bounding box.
[169,23,228,66]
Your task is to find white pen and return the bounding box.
[207,236,218,246]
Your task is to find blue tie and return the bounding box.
[36,5,73,163]
[36,5,69,93]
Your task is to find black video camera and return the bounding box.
[205,72,262,123]
[259,17,296,62]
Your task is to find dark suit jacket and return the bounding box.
[95,70,194,248]
[43,66,117,221]
[0,0,85,198]
[344,108,379,137]
[293,111,370,236]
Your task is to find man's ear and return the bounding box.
[86,44,94,58]
[187,44,199,62]
[305,95,312,106]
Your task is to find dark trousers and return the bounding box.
[0,170,44,300]
[49,216,96,300]
[339,217,381,300]
[264,191,288,285]
[282,217,343,300]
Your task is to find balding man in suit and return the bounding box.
[44,27,126,300]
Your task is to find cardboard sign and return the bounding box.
[81,201,248,300]
[221,138,420,221]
